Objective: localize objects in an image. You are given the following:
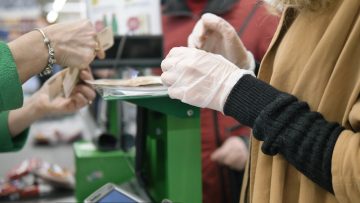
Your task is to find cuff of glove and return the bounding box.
[220,69,255,114]
[244,51,256,72]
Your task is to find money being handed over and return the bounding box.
[49,26,114,100]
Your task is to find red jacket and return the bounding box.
[161,1,279,202]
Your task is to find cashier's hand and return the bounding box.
[31,68,96,118]
[161,47,254,113]
[211,137,249,171]
[188,13,254,70]
[43,20,105,69]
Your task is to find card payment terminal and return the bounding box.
[85,183,144,203]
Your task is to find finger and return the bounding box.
[166,46,189,58]
[188,33,204,49]
[73,85,96,102]
[167,85,185,101]
[161,56,180,72]
[71,92,89,109]
[61,99,77,113]
[161,71,177,87]
[168,86,183,100]
[202,13,232,33]
[79,69,94,81]
[188,19,205,48]
[53,98,73,113]
[201,13,223,30]
[187,34,196,48]
[163,47,196,70]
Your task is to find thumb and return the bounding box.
[187,33,199,48]
[201,13,230,33]
[188,18,206,48]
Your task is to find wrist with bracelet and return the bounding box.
[34,28,56,76]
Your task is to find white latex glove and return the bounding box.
[211,137,249,171]
[161,47,254,113]
[188,13,255,71]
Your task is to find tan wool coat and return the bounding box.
[241,1,360,202]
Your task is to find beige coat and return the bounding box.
[241,1,360,202]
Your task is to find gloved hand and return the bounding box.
[211,137,249,171]
[7,68,96,136]
[161,47,254,113]
[31,68,96,117]
[188,13,255,71]
[43,20,105,69]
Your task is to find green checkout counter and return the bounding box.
[74,95,202,202]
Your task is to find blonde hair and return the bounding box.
[270,0,334,11]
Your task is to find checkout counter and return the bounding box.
[73,35,202,203]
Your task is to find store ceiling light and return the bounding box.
[52,0,67,12]
[47,10,59,23]
[46,0,67,23]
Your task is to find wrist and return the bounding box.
[42,26,59,61]
[31,30,51,74]
[8,31,49,82]
[8,96,46,136]
[219,69,255,113]
[33,28,57,76]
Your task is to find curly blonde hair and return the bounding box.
[270,0,334,11]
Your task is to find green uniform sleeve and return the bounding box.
[0,42,23,111]
[0,111,29,152]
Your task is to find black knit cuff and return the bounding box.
[224,74,285,127]
[223,74,344,193]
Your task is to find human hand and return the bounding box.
[31,68,96,118]
[188,13,254,70]
[161,47,254,113]
[43,20,105,69]
[211,137,249,171]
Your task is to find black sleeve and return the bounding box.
[223,74,344,194]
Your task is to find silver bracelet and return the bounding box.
[34,28,56,76]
